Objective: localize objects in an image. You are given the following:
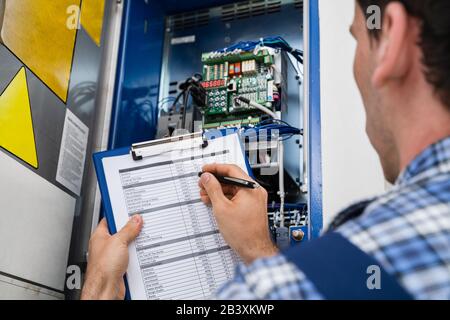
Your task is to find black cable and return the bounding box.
[171,91,184,113]
[181,87,192,130]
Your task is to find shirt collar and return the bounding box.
[396,135,450,186]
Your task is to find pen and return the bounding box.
[198,172,258,189]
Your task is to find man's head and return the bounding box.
[351,0,450,183]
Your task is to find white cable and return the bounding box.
[237,97,285,227]
[246,100,278,119]
[278,138,286,227]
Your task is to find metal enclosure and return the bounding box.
[160,0,304,189]
[109,0,322,240]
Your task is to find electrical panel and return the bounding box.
[156,44,308,248]
[200,49,282,129]
[156,0,309,248]
[157,44,307,249]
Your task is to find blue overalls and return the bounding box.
[284,201,413,300]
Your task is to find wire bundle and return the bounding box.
[217,36,303,63]
[243,119,302,141]
[158,96,177,113]
[268,203,307,210]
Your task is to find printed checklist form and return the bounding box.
[100,133,248,299]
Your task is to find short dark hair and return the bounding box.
[357,0,450,110]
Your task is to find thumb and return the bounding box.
[200,173,229,206]
[116,215,143,245]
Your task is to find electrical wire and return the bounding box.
[235,98,302,227]
[181,87,192,129]
[216,36,304,63]
[234,96,289,226]
[242,119,302,141]
[268,203,307,210]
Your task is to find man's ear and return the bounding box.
[372,2,411,88]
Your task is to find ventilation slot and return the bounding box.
[294,0,303,10]
[169,9,210,31]
[221,0,282,22]
[267,0,282,13]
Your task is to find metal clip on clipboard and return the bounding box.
[130,132,209,161]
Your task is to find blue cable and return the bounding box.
[242,119,302,141]
[217,36,303,63]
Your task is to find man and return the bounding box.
[81,0,450,300]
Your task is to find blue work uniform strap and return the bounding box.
[284,232,413,300]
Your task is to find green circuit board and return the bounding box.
[200,49,276,127]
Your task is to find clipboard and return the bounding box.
[92,129,253,299]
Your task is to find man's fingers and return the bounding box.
[202,164,253,181]
[199,164,248,207]
[93,218,110,239]
[115,215,143,245]
[200,192,235,205]
[201,189,235,198]
[200,185,236,196]
[199,172,231,206]
[98,218,109,232]
[198,177,238,193]
[200,195,211,205]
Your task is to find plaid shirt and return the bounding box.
[217,136,450,300]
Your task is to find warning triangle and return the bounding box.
[81,0,106,47]
[0,67,38,168]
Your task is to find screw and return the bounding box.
[292,229,305,242]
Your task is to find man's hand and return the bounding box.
[199,164,278,265]
[81,215,143,300]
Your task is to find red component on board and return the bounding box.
[234,62,241,75]
[229,64,235,76]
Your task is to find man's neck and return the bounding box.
[394,98,450,175]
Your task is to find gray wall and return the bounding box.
[0,4,107,298]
